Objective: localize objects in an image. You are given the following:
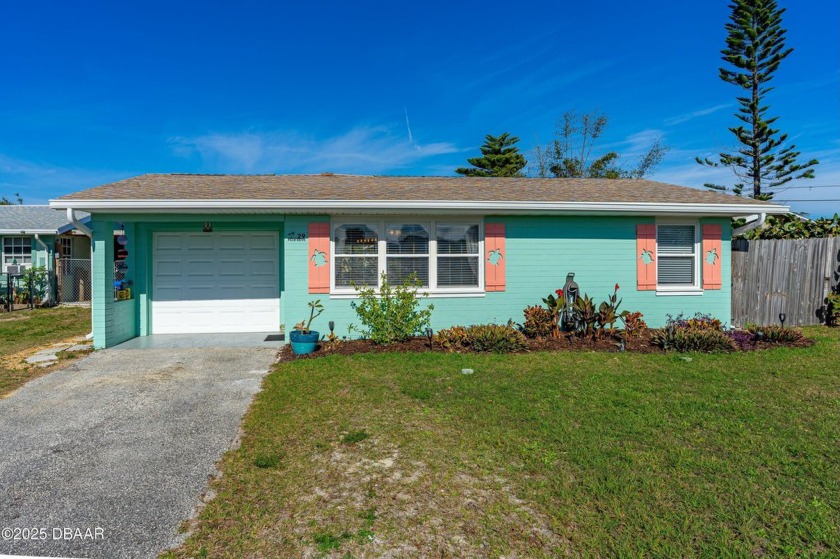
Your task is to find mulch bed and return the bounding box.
[277,330,814,360]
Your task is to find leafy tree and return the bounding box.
[0,193,23,205]
[740,213,840,239]
[697,0,817,199]
[456,132,527,177]
[531,111,668,179]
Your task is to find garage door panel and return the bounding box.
[188,235,214,250]
[218,260,246,276]
[219,234,245,250]
[187,260,215,276]
[250,234,276,250]
[156,234,183,250]
[152,232,280,334]
[251,260,277,276]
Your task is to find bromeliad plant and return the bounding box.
[573,294,598,339]
[541,290,566,338]
[596,284,622,337]
[294,299,324,334]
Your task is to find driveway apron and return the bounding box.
[0,346,276,559]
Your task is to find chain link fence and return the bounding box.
[56,258,92,304]
[1,269,56,312]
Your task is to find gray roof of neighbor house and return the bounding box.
[50,174,788,216]
[0,205,89,234]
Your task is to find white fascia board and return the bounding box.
[0,229,58,235]
[49,198,789,216]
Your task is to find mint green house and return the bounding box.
[49,174,786,349]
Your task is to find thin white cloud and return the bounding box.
[0,154,129,204]
[170,126,460,174]
[664,104,731,126]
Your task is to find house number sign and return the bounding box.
[287,232,307,241]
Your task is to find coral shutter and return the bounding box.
[702,224,723,290]
[636,224,657,291]
[485,223,506,292]
[308,222,330,294]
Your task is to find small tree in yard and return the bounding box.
[456,133,527,177]
[351,273,433,344]
[697,0,818,199]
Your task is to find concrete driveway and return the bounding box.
[0,336,280,559]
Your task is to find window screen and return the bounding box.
[657,225,696,285]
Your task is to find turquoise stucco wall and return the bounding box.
[89,212,731,347]
[283,215,732,339]
[91,219,138,348]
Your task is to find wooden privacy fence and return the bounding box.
[732,237,840,326]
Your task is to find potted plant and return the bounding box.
[290,299,324,355]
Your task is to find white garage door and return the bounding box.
[152,231,280,334]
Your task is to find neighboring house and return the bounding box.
[0,205,92,304]
[49,174,787,349]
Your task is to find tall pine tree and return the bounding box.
[456,133,527,177]
[698,0,817,199]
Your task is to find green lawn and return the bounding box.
[0,306,91,396]
[166,328,840,558]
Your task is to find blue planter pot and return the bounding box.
[289,330,319,355]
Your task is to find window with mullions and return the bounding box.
[436,223,480,287]
[657,224,698,287]
[2,236,32,271]
[332,220,482,291]
[386,223,430,286]
[334,223,380,288]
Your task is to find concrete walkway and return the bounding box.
[0,339,279,559]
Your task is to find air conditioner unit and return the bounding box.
[5,264,25,275]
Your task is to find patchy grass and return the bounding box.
[341,430,370,445]
[165,327,840,558]
[0,306,91,397]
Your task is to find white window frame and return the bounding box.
[2,236,33,272]
[330,218,485,298]
[655,219,702,296]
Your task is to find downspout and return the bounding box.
[67,208,92,237]
[66,208,95,340]
[33,234,54,306]
[732,213,768,238]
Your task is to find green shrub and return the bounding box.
[352,272,433,344]
[747,325,805,344]
[826,292,840,327]
[434,324,528,353]
[619,311,648,337]
[466,324,528,353]
[522,305,554,338]
[652,328,736,353]
[434,326,470,351]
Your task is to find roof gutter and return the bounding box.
[66,208,92,237]
[0,228,57,235]
[49,199,790,216]
[732,212,768,237]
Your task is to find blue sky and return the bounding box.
[1,0,838,215]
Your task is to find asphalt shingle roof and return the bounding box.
[56,174,777,208]
[0,205,85,233]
